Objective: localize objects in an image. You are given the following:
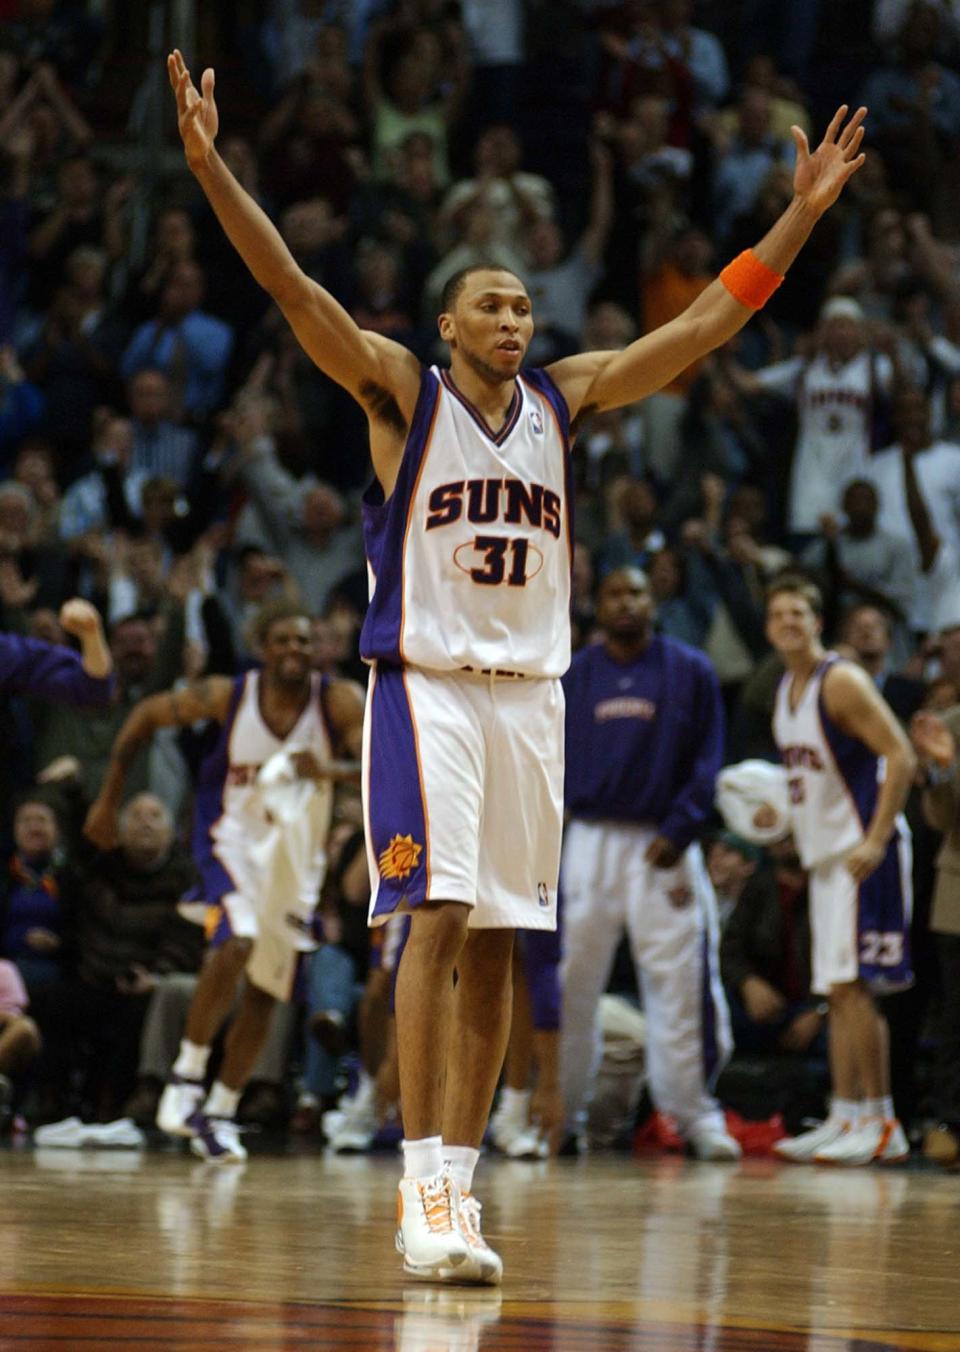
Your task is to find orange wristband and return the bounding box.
[719,249,784,310]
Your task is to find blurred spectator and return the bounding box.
[0,343,44,463]
[705,829,761,928]
[710,88,796,246]
[441,124,554,258]
[0,956,39,1127]
[730,297,894,536]
[648,544,713,648]
[595,477,664,579]
[639,220,712,480]
[523,140,613,365]
[231,431,362,615]
[0,793,74,992]
[123,206,198,327]
[837,603,925,723]
[363,16,470,188]
[259,73,361,214]
[912,705,960,1166]
[802,479,915,633]
[126,370,199,496]
[865,386,960,632]
[461,0,524,127]
[861,2,960,226]
[26,153,127,312]
[121,263,235,423]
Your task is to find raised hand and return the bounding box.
[791,104,867,215]
[910,709,957,769]
[167,49,218,170]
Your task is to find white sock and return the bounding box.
[863,1096,894,1121]
[204,1080,241,1120]
[497,1087,530,1120]
[172,1040,210,1081]
[831,1097,860,1126]
[353,1070,374,1106]
[444,1144,480,1195]
[402,1135,444,1179]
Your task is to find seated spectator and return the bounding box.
[0,956,40,1129]
[121,263,235,424]
[705,829,762,929]
[0,792,75,993]
[12,437,60,547]
[35,792,202,1122]
[0,477,67,611]
[720,834,825,1058]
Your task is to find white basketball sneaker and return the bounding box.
[396,1166,471,1280]
[689,1123,743,1161]
[773,1117,851,1162]
[156,1074,205,1138]
[456,1193,503,1285]
[188,1112,248,1164]
[814,1117,909,1166]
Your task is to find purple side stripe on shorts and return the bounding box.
[368,666,430,919]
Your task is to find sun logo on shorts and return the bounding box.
[379,834,423,881]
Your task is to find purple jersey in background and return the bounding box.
[562,636,724,849]
[0,633,113,707]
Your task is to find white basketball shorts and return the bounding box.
[363,664,564,930]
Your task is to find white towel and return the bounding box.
[249,748,333,952]
[715,759,791,844]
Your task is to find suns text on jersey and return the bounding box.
[424,477,562,538]
[781,745,825,772]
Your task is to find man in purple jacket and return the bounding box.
[560,566,738,1159]
[0,599,113,705]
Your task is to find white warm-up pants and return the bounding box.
[560,818,732,1137]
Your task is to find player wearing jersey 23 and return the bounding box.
[768,577,916,1166]
[167,46,866,1280]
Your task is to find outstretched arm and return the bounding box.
[167,51,420,488]
[84,676,234,848]
[550,105,867,420]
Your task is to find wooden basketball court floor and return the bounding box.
[2,1143,960,1351]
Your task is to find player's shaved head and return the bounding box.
[440,265,527,315]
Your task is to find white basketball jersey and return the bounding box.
[196,671,334,865]
[359,366,573,677]
[772,656,881,867]
[761,351,891,532]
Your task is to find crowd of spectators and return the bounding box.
[3,0,960,1160]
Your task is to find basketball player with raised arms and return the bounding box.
[84,601,364,1162]
[167,46,866,1279]
[768,577,916,1166]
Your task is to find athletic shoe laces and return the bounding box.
[418,1175,458,1234]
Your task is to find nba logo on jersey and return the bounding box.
[529,408,543,435]
[538,881,549,907]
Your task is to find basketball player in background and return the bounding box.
[168,45,866,1280]
[560,567,736,1161]
[85,602,364,1162]
[768,577,915,1165]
